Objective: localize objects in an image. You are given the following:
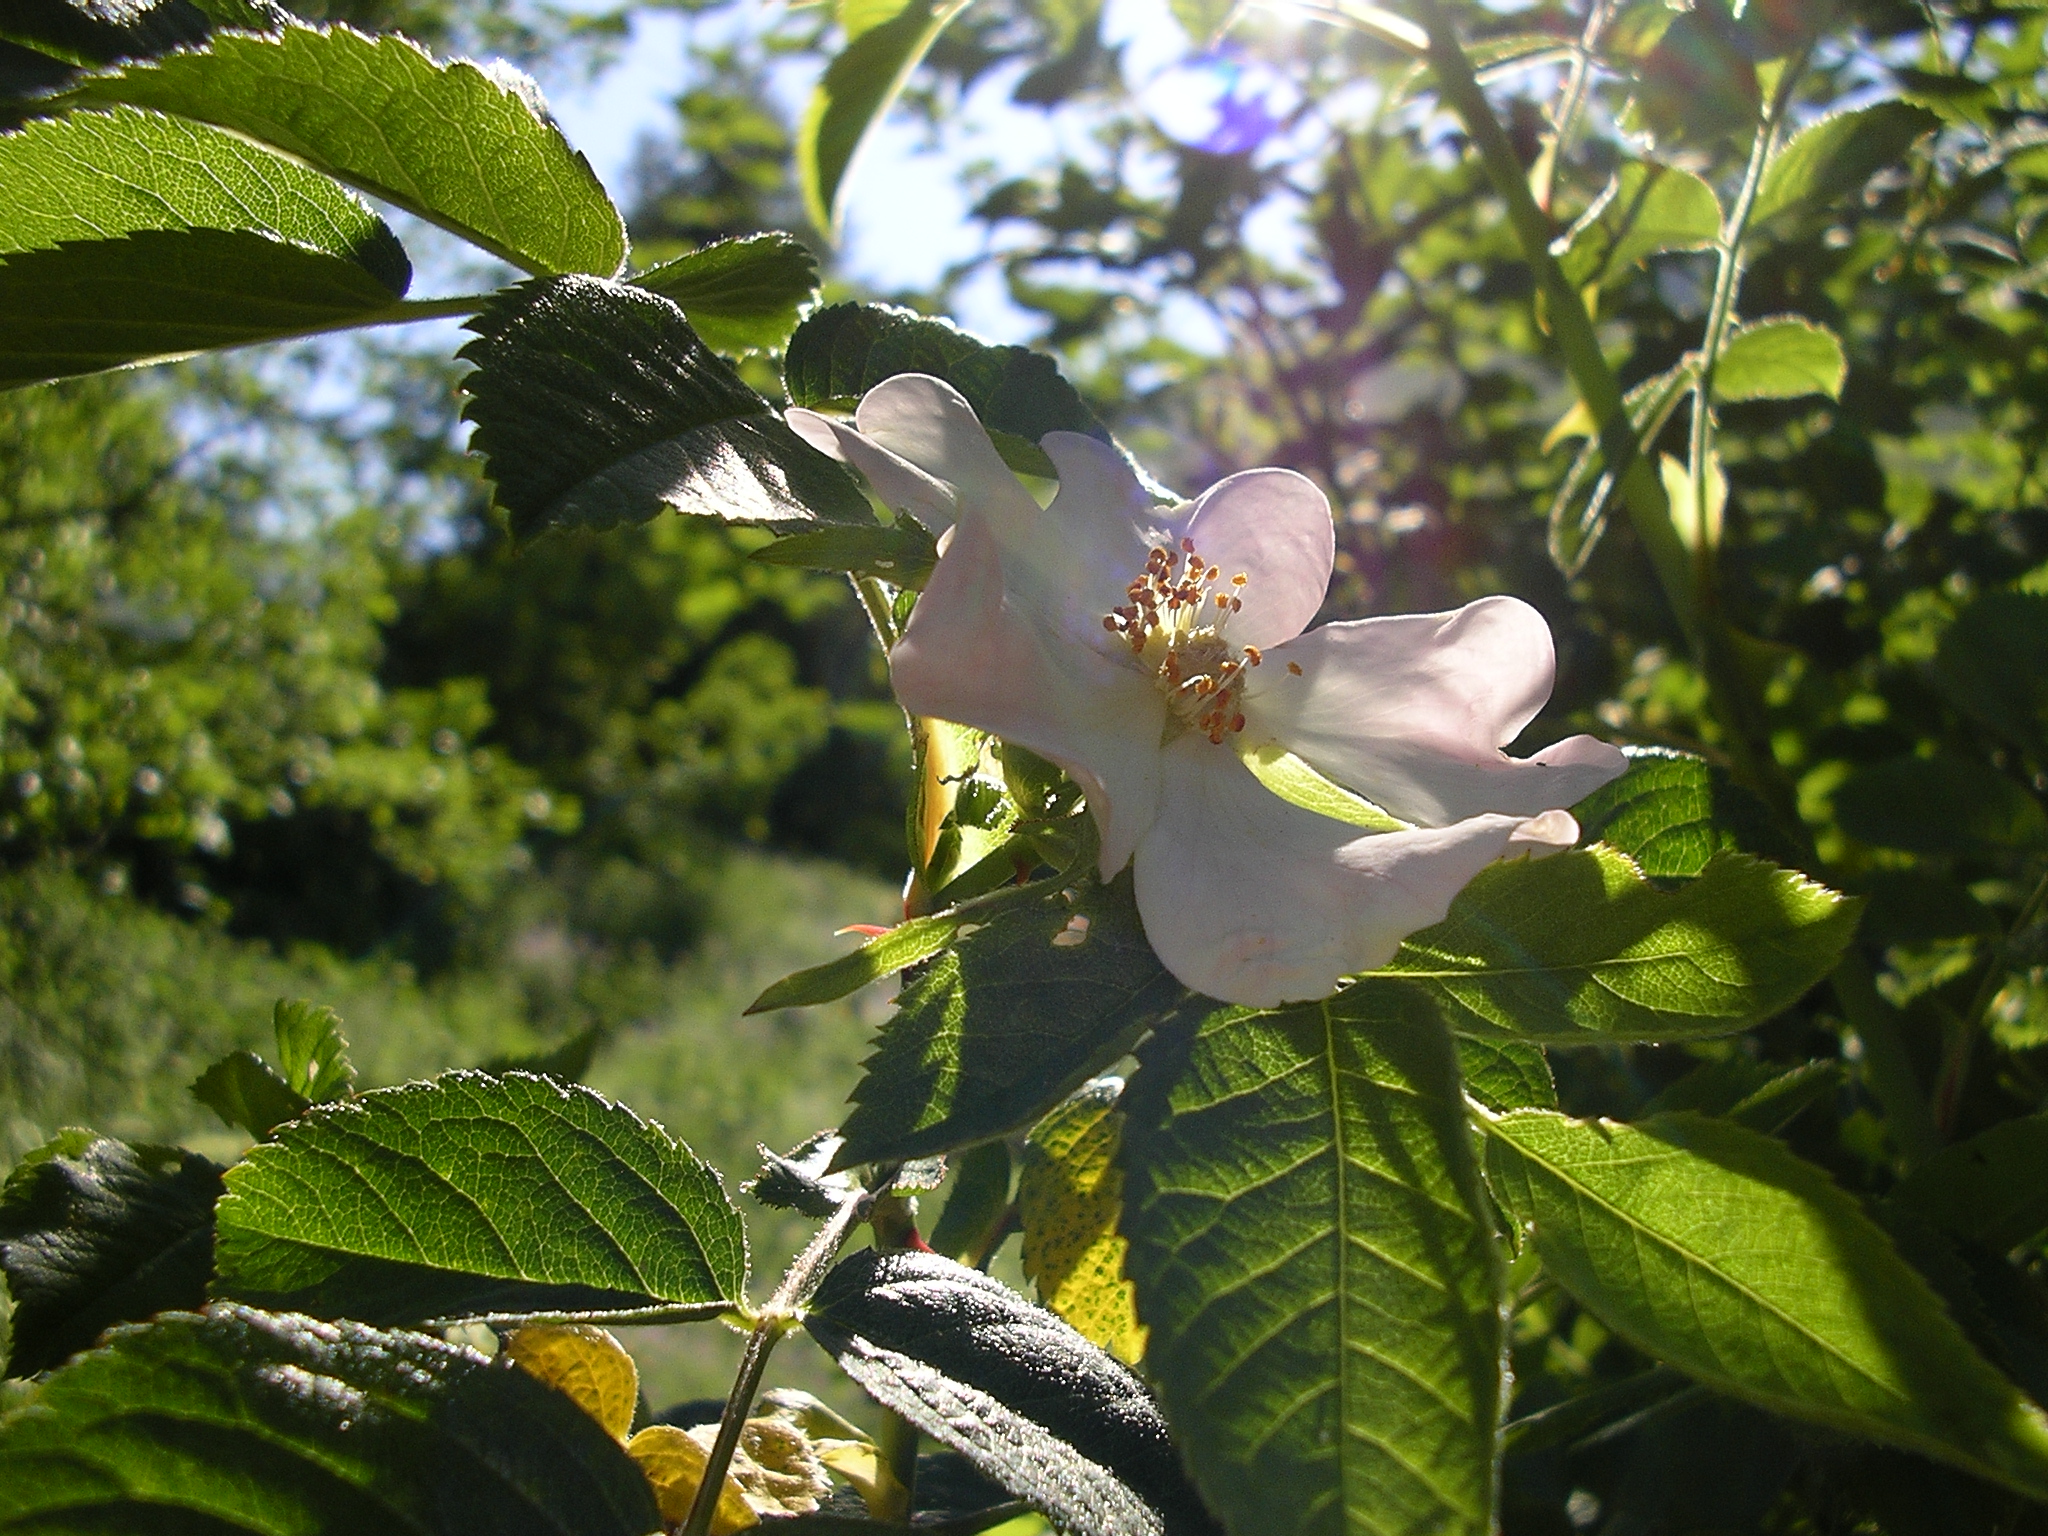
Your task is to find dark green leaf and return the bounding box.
[271,996,353,1102]
[1570,747,1739,878]
[1713,316,1847,401]
[798,0,972,237]
[458,274,873,539]
[0,1304,660,1536]
[1499,1365,1693,1454]
[0,227,404,388]
[1121,992,1503,1536]
[0,0,213,69]
[1375,846,1858,1043]
[927,1141,1014,1265]
[1482,1108,2048,1499]
[832,872,1205,1167]
[749,521,938,588]
[213,1070,749,1325]
[1457,1037,1557,1111]
[190,1048,307,1138]
[744,1130,854,1220]
[1894,1115,2048,1253]
[805,1248,1217,1536]
[1553,160,1721,289]
[1833,754,2047,855]
[0,1132,218,1377]
[632,233,818,355]
[64,24,625,276]
[1751,103,1940,233]
[784,302,1133,484]
[1932,591,2048,759]
[1856,869,2000,947]
[0,103,406,289]
[1643,1056,1841,1134]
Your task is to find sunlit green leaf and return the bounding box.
[1713,316,1847,401]
[190,1048,307,1138]
[632,232,819,355]
[213,1070,748,1325]
[1751,102,1940,233]
[749,521,938,588]
[1553,160,1721,289]
[1456,1037,1556,1111]
[271,996,353,1102]
[64,24,625,276]
[798,0,974,238]
[1122,992,1502,1536]
[0,1305,661,1536]
[1483,1108,2048,1500]
[1375,846,1857,1043]
[746,909,963,1014]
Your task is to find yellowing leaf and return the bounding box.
[730,1418,833,1515]
[816,1439,903,1516]
[1659,450,1725,553]
[504,1325,638,1442]
[1542,397,1596,453]
[1020,1079,1147,1364]
[627,1425,759,1533]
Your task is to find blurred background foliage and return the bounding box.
[4,0,2048,1507]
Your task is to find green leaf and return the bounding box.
[1120,993,1503,1536]
[0,1132,219,1377]
[0,1304,661,1536]
[1375,846,1858,1043]
[190,1048,307,1138]
[1751,103,1941,233]
[805,1248,1212,1536]
[1832,753,2048,855]
[1893,1115,2048,1253]
[749,520,938,588]
[1236,740,1408,831]
[271,996,353,1101]
[784,302,1142,486]
[63,24,625,276]
[1569,746,1791,878]
[798,0,973,238]
[746,910,963,1014]
[0,227,406,388]
[0,0,213,70]
[458,275,873,539]
[1456,1037,1556,1111]
[213,1070,749,1325]
[1481,1108,2048,1500]
[832,872,1204,1167]
[1553,160,1721,289]
[1932,590,2048,759]
[1712,316,1847,401]
[1019,1077,1144,1363]
[0,103,406,288]
[632,232,819,355]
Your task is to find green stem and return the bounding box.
[1415,1,1698,645]
[679,1173,891,1536]
[1418,4,1940,1164]
[852,573,901,650]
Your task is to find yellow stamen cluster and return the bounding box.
[1102,537,1262,744]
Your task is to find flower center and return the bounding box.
[1102,537,1263,744]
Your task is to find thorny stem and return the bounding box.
[679,1168,898,1536]
[1934,867,2048,1134]
[1417,4,1942,1164]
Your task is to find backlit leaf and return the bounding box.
[271,996,354,1102]
[1553,160,1721,289]
[1713,316,1847,402]
[1019,1078,1145,1363]
[505,1324,639,1442]
[1483,1108,2048,1499]
[1120,993,1502,1536]
[1751,103,1940,233]
[213,1070,748,1325]
[64,24,625,276]
[1375,846,1857,1043]
[633,233,819,355]
[189,1048,306,1138]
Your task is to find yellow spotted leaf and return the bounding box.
[503,1325,638,1442]
[1019,1078,1147,1364]
[627,1425,759,1533]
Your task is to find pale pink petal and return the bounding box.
[1133,737,1558,1007]
[891,512,1166,875]
[853,375,1041,547]
[787,408,957,532]
[1243,596,1626,825]
[1179,468,1335,651]
[1032,432,1190,649]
